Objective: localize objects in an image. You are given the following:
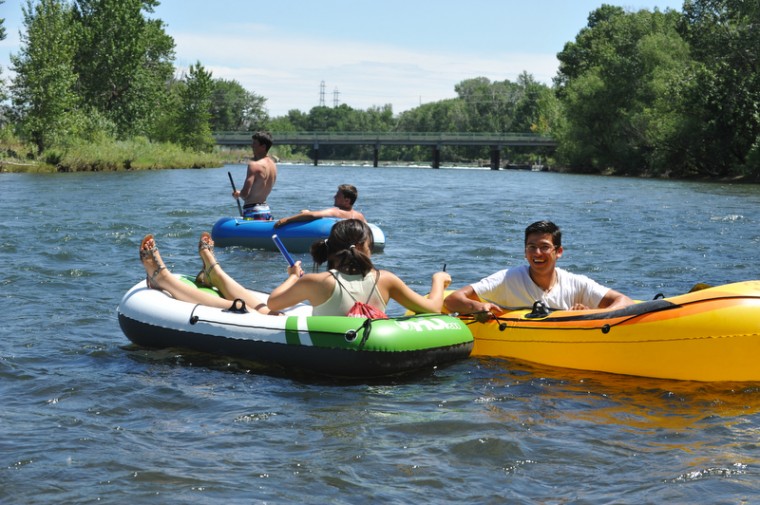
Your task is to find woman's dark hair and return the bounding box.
[310,219,375,275]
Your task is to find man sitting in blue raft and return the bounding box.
[274,184,366,228]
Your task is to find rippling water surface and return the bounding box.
[2,164,760,504]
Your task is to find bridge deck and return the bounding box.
[214,131,556,148]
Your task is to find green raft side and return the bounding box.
[286,314,473,352]
[284,315,303,346]
[175,275,472,352]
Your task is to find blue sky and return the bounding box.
[1,0,683,117]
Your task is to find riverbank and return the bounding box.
[4,142,757,184]
[0,138,236,173]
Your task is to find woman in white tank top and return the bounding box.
[268,220,451,316]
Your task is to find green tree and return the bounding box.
[0,0,7,107]
[10,0,82,152]
[278,109,309,130]
[72,0,175,138]
[175,62,214,152]
[397,99,466,132]
[0,0,5,41]
[530,85,563,136]
[455,77,522,132]
[396,99,471,161]
[554,5,627,94]
[303,105,361,158]
[555,6,687,174]
[285,104,396,161]
[632,30,699,176]
[677,0,760,177]
[398,75,554,162]
[267,115,298,133]
[513,72,547,132]
[147,76,182,144]
[210,79,268,131]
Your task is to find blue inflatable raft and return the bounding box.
[211,216,386,252]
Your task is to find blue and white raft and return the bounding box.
[117,275,472,378]
[211,217,386,252]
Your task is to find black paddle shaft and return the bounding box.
[228,171,243,217]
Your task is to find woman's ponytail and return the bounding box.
[310,219,374,276]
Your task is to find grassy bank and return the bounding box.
[0,135,236,173]
[0,133,313,173]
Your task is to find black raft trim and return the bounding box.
[518,298,680,323]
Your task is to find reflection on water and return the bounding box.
[475,356,760,490]
[480,356,760,426]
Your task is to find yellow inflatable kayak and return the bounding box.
[462,280,760,382]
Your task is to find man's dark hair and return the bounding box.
[337,184,358,205]
[252,131,273,151]
[524,220,561,247]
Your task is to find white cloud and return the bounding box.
[172,31,559,116]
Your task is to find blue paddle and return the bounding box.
[272,234,304,277]
[272,234,295,266]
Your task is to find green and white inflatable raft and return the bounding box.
[117,275,473,378]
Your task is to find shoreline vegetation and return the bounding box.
[0,135,524,174]
[2,140,758,184]
[1,135,757,183]
[0,136,247,173]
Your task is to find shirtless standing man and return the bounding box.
[233,131,277,220]
[274,184,366,228]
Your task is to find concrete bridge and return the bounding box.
[213,131,557,169]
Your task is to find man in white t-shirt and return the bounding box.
[444,220,633,317]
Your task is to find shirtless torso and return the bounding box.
[241,156,277,206]
[326,207,365,221]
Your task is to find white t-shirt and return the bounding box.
[470,264,610,310]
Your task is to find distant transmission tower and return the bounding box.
[319,80,326,107]
[333,87,340,107]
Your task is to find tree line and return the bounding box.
[0,0,758,179]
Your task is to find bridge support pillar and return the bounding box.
[312,143,319,166]
[432,146,440,169]
[373,144,379,167]
[490,146,500,170]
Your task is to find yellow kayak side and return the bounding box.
[465,280,760,382]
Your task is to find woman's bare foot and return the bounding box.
[139,234,168,289]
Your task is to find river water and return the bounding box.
[2,163,760,504]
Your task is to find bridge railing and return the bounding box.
[214,131,556,147]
